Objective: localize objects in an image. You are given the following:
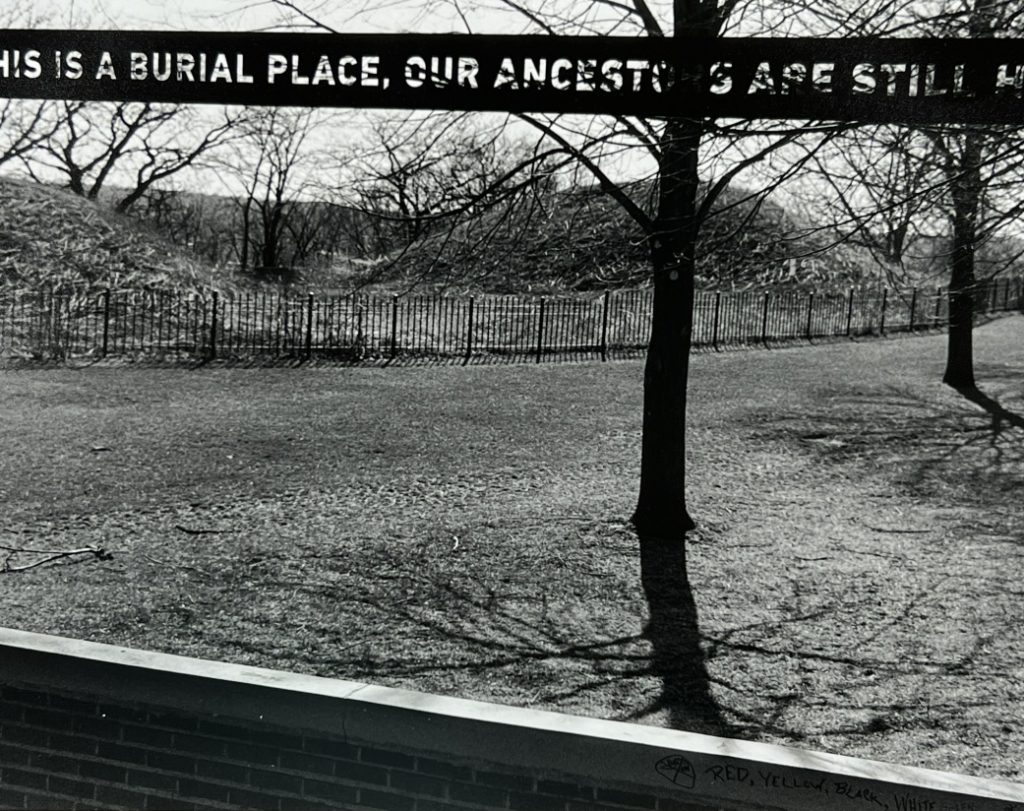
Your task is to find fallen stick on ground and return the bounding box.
[175,525,231,535]
[1,545,112,573]
[865,525,934,534]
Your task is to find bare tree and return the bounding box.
[800,127,945,281]
[336,111,561,285]
[0,2,60,171]
[922,120,1004,389]
[0,100,57,171]
[282,201,366,270]
[267,0,845,542]
[23,101,241,212]
[355,116,465,246]
[797,0,1024,389]
[136,186,230,263]
[217,107,323,280]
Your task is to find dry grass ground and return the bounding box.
[1,317,1022,784]
[0,177,219,290]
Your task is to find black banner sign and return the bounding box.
[3,30,1024,123]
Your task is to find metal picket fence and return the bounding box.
[1,277,1022,363]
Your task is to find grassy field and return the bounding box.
[2,317,1022,784]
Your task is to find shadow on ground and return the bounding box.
[718,366,1024,770]
[635,533,730,735]
[954,382,1024,431]
[203,519,736,739]
[787,373,1024,525]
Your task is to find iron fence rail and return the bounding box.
[2,278,1022,363]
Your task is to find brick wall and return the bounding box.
[1,628,1021,811]
[0,683,713,811]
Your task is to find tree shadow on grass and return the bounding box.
[952,383,1024,433]
[768,376,1024,525]
[224,526,987,747]
[633,532,732,736]
[393,530,736,738]
[714,375,1024,750]
[221,523,735,739]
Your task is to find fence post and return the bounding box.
[909,287,918,331]
[464,296,474,366]
[390,294,399,359]
[712,290,721,351]
[846,288,854,337]
[761,291,770,347]
[305,292,314,360]
[600,290,610,361]
[879,288,887,335]
[935,286,943,323]
[209,290,218,359]
[101,289,111,358]
[46,284,56,351]
[536,297,546,363]
[275,294,283,356]
[805,291,814,340]
[37,285,46,352]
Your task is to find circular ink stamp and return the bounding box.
[655,754,696,789]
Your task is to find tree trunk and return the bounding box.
[67,170,85,197]
[943,1,994,390]
[632,116,726,730]
[239,203,251,272]
[116,184,149,213]
[943,133,982,390]
[943,209,976,389]
[632,117,701,539]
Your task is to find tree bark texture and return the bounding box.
[632,117,702,539]
[943,133,982,389]
[944,0,997,389]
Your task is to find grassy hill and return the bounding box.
[0,173,890,295]
[0,175,227,292]
[357,179,885,295]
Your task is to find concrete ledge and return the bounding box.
[2,627,1022,810]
